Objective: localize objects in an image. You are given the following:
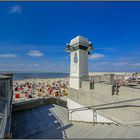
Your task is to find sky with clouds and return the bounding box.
[0,2,140,72]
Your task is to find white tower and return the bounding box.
[65,35,93,90]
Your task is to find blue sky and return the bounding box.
[0,2,140,72]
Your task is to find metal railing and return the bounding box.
[67,97,140,126]
[68,106,97,126]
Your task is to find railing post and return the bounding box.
[77,90,78,101]
[93,108,94,126]
[71,111,72,121]
[93,108,96,126]
[68,109,69,123]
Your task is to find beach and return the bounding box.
[13,78,69,102]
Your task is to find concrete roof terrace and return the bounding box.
[11,104,140,139]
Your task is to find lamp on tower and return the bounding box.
[65,43,76,52]
[87,41,94,55]
[65,43,71,52]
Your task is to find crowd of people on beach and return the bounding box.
[13,78,69,102]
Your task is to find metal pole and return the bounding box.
[71,111,72,121]
[93,108,95,126]
[77,89,78,101]
[68,109,69,123]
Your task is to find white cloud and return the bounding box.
[119,57,134,61]
[114,62,128,66]
[27,50,43,57]
[89,53,105,59]
[8,5,22,14]
[19,63,39,67]
[0,64,17,66]
[98,62,109,65]
[114,62,140,67]
[0,53,16,58]
[133,63,140,67]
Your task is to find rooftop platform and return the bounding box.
[11,104,140,138]
[68,81,140,126]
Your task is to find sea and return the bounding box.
[12,72,70,80]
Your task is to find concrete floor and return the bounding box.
[11,104,140,139]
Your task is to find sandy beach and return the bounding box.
[13,78,69,102]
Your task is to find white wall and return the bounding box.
[70,49,88,90]
[67,98,115,123]
[69,78,80,90]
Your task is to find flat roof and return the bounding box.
[1,73,13,75]
[11,104,140,139]
[0,75,10,80]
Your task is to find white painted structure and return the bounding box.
[67,98,115,123]
[66,35,92,90]
[65,36,117,124]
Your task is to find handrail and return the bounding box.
[68,105,97,126]
[68,97,140,112]
[69,104,140,113]
[68,97,140,125]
